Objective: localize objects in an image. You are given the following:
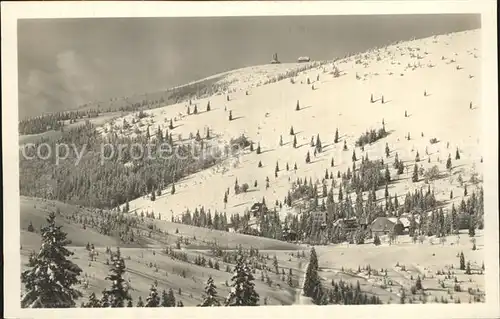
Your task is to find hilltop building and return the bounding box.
[270,53,281,64]
[297,56,311,63]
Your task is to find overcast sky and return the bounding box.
[18,14,480,119]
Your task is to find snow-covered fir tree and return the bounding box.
[101,248,131,307]
[200,276,221,307]
[21,212,83,308]
[225,255,259,306]
[145,284,160,307]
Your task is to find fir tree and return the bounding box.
[290,126,295,135]
[385,143,390,158]
[200,276,221,306]
[415,276,423,290]
[83,292,101,308]
[343,140,347,151]
[279,135,283,146]
[465,261,471,275]
[305,151,311,164]
[370,93,374,103]
[385,165,391,182]
[316,134,322,153]
[145,284,160,307]
[412,164,419,182]
[225,255,259,306]
[455,148,461,160]
[21,212,83,308]
[194,105,198,115]
[161,289,169,307]
[256,143,261,154]
[169,119,174,130]
[229,110,233,121]
[296,100,300,111]
[171,183,176,195]
[294,163,298,171]
[352,150,357,162]
[459,252,466,270]
[415,151,420,162]
[293,135,298,148]
[331,158,334,167]
[102,248,131,307]
[151,190,156,201]
[136,296,144,307]
[258,160,263,168]
[334,128,339,143]
[207,101,211,112]
[446,155,452,171]
[303,248,320,298]
[167,288,176,307]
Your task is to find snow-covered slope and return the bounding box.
[101,30,481,219]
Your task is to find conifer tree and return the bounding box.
[331,158,334,167]
[136,296,144,307]
[343,140,347,151]
[169,119,174,130]
[415,151,420,162]
[200,276,221,306]
[286,163,289,171]
[279,135,283,146]
[194,105,198,114]
[151,190,156,201]
[446,155,453,171]
[275,161,279,173]
[167,288,176,307]
[455,148,461,160]
[171,183,176,195]
[352,150,357,162]
[334,128,339,143]
[294,163,298,171]
[102,248,131,307]
[21,212,83,308]
[229,110,233,121]
[370,94,374,103]
[306,151,311,164]
[293,135,297,148]
[84,293,101,308]
[316,134,322,152]
[161,289,169,307]
[290,126,295,135]
[385,165,391,182]
[225,255,259,306]
[256,143,261,154]
[207,101,211,112]
[412,164,419,182]
[459,252,466,270]
[145,284,160,307]
[296,100,300,111]
[258,160,263,168]
[385,143,390,158]
[303,248,320,298]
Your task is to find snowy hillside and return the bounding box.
[97,30,482,220]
